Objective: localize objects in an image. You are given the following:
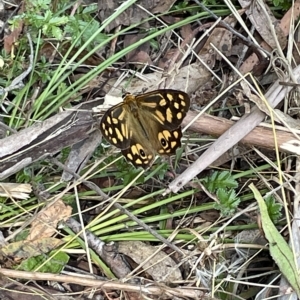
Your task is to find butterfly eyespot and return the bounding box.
[132,144,147,158]
[139,148,146,158]
[160,137,167,147]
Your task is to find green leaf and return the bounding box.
[264,195,282,223]
[44,10,53,22]
[17,251,69,273]
[157,163,169,181]
[49,16,69,26]
[250,183,300,297]
[33,0,50,9]
[202,171,238,193]
[214,188,240,216]
[122,168,145,186]
[51,26,63,40]
[82,4,97,14]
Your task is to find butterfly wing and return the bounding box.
[121,121,183,168]
[136,90,188,157]
[121,135,156,168]
[100,103,132,150]
[135,89,190,130]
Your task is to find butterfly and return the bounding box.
[100,89,190,168]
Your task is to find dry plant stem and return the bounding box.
[0,277,52,299]
[61,130,103,181]
[167,65,300,194]
[0,109,94,180]
[0,268,206,299]
[51,158,184,256]
[182,111,300,152]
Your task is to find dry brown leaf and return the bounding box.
[103,62,210,96]
[239,0,286,49]
[158,48,178,70]
[241,81,270,115]
[239,1,300,74]
[3,19,23,54]
[199,27,233,68]
[198,13,238,68]
[123,34,153,65]
[118,241,182,282]
[27,199,72,241]
[180,23,193,40]
[234,89,250,114]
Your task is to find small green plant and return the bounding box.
[9,0,106,45]
[10,11,69,41]
[202,170,238,192]
[215,188,240,216]
[65,13,107,49]
[115,163,146,186]
[264,194,282,223]
[17,250,69,272]
[271,0,292,9]
[202,171,240,216]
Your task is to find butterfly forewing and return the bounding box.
[136,90,190,130]
[100,89,190,168]
[100,103,132,149]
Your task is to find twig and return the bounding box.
[0,268,206,299]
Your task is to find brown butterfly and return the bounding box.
[100,90,190,168]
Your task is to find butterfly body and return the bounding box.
[100,89,190,168]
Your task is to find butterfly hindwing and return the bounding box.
[156,128,183,155]
[121,137,155,168]
[121,128,182,168]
